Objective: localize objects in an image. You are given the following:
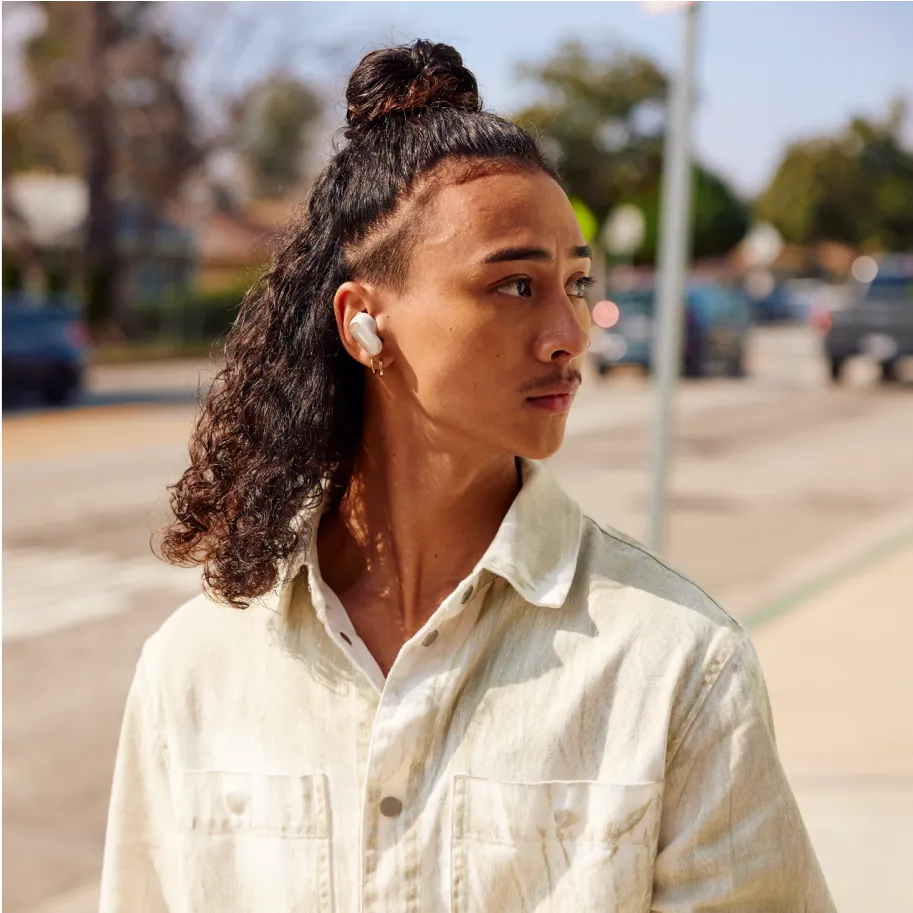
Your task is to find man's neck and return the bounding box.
[316,441,520,637]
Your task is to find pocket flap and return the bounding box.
[453,775,661,847]
[173,770,329,838]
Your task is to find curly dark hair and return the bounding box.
[158,40,556,608]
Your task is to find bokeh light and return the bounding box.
[851,255,879,283]
[593,300,620,329]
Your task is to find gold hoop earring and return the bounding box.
[370,357,384,377]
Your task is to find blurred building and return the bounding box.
[2,172,195,303]
[187,189,298,292]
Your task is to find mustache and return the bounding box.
[519,367,583,395]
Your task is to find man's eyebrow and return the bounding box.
[483,244,593,265]
[483,246,550,264]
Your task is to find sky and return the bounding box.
[176,0,913,198]
[5,1,913,198]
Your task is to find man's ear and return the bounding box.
[333,281,395,370]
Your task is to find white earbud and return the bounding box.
[349,312,383,357]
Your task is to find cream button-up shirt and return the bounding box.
[100,459,835,912]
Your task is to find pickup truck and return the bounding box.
[2,294,88,407]
[824,257,913,383]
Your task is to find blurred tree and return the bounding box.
[5,1,333,334]
[6,1,200,335]
[237,74,322,198]
[690,167,751,260]
[2,1,86,175]
[108,22,201,324]
[1,105,83,175]
[110,26,200,224]
[1,111,45,284]
[157,1,337,209]
[621,166,750,264]
[516,40,667,223]
[516,40,748,264]
[79,1,123,337]
[757,100,913,252]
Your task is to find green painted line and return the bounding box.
[745,526,913,632]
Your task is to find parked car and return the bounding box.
[590,284,750,378]
[822,255,913,383]
[747,285,794,324]
[2,294,88,407]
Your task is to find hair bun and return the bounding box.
[346,40,481,131]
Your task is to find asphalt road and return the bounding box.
[4,326,913,913]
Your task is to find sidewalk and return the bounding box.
[752,536,913,912]
[3,402,195,464]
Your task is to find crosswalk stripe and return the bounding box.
[2,546,201,642]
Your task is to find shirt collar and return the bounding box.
[269,457,582,615]
[477,458,582,608]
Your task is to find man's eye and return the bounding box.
[498,278,533,298]
[568,276,597,298]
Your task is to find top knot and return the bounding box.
[345,40,481,132]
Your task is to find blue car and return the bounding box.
[747,286,794,324]
[590,284,750,378]
[3,294,89,408]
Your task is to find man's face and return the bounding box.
[378,166,592,461]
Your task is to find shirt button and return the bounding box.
[380,796,403,818]
[422,629,439,647]
[461,585,474,604]
[225,791,246,816]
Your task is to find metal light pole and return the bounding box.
[646,0,700,553]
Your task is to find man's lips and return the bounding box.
[526,393,574,413]
[526,381,580,399]
[525,381,580,413]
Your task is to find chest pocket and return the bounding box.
[173,770,334,913]
[451,775,661,913]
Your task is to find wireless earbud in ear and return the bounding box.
[349,312,383,357]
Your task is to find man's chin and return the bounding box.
[512,429,567,462]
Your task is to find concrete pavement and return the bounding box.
[752,535,913,912]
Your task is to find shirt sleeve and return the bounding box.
[99,648,174,913]
[651,634,836,912]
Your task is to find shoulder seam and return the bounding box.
[585,516,744,631]
[664,632,748,772]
